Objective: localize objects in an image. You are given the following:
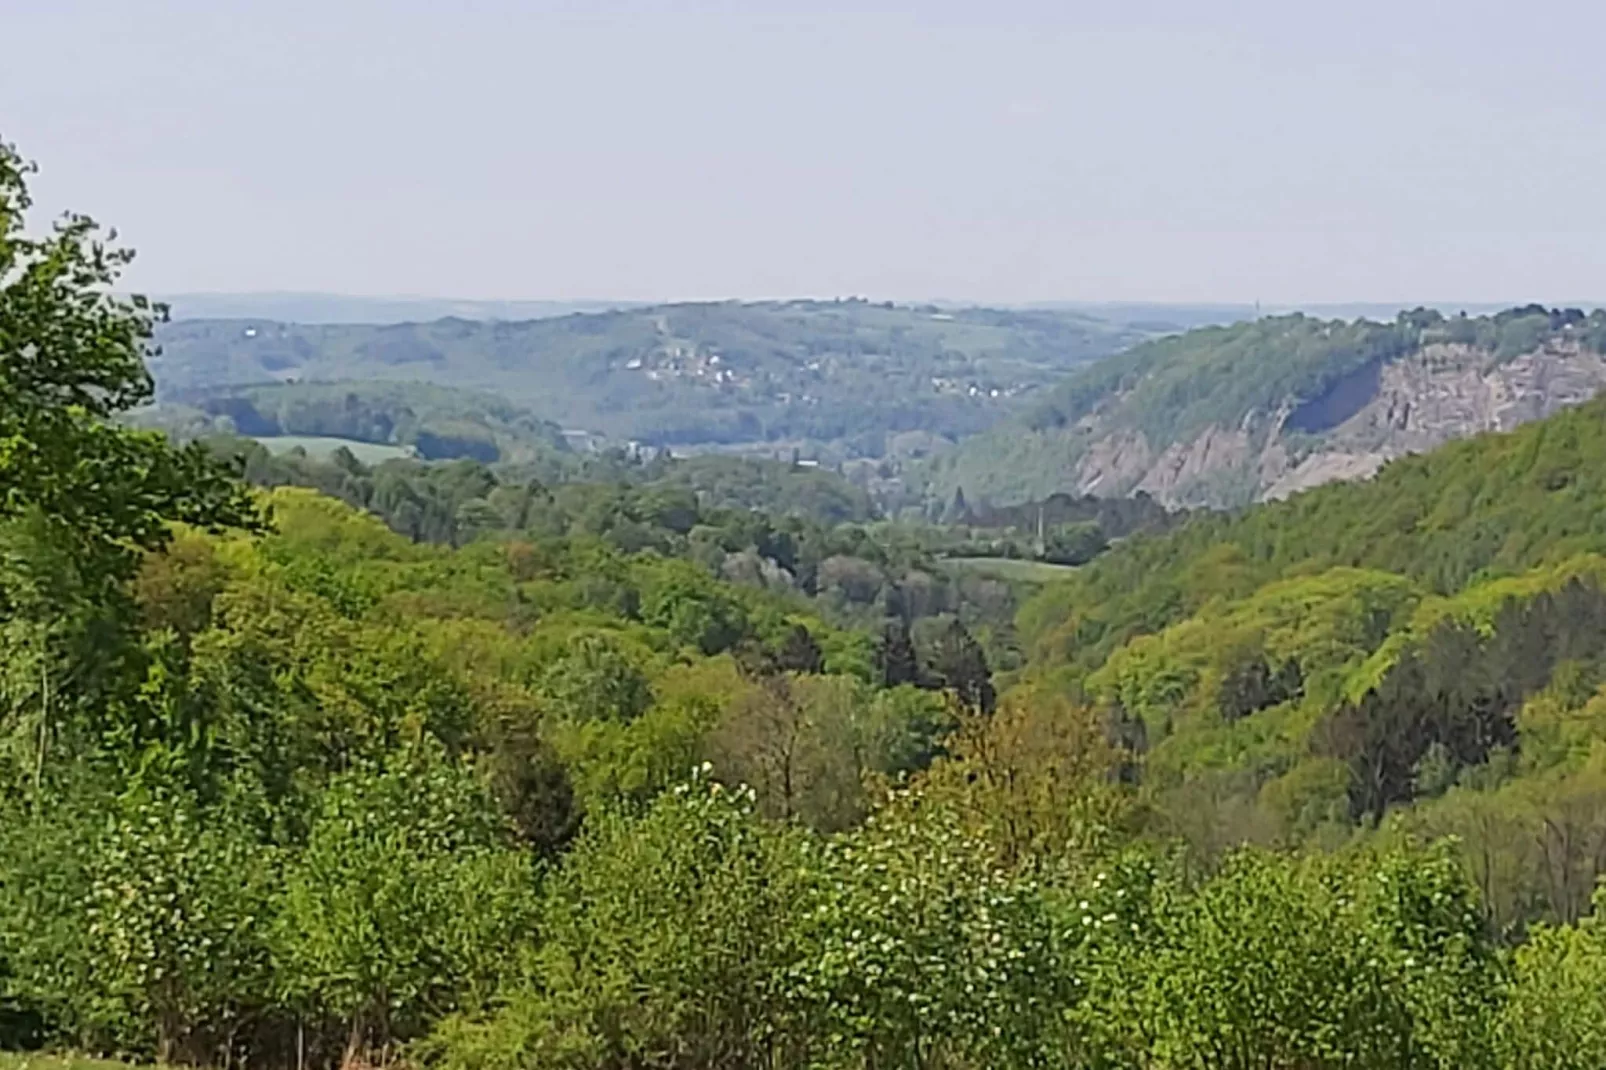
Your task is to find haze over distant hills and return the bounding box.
[158,292,1578,328]
[153,295,1606,515]
[150,299,1160,471]
[162,292,1259,330]
[156,292,650,324]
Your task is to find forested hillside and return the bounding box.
[929,306,1606,508]
[204,435,1164,676]
[132,381,573,464]
[148,302,1159,462]
[1014,391,1606,923]
[12,142,1606,1070]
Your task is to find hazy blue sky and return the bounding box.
[6,1,1603,305]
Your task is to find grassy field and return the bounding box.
[0,1054,144,1070]
[255,435,415,464]
[937,556,1080,583]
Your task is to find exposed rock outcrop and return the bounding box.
[1067,342,1606,508]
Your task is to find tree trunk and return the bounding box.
[343,1014,367,1070]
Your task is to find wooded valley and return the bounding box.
[9,136,1606,1070]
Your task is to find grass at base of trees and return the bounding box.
[0,1054,148,1070]
[255,434,416,463]
[938,556,1081,583]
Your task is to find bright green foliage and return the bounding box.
[0,1053,139,1070]
[1498,887,1606,1068]
[19,136,1606,1070]
[0,779,271,1062]
[0,142,255,600]
[1134,852,1405,1068]
[0,781,115,1048]
[544,658,730,809]
[535,633,654,724]
[0,511,124,786]
[1003,392,1606,881]
[639,558,749,655]
[0,142,256,796]
[83,785,274,1062]
[191,429,1079,676]
[1107,846,1497,1070]
[272,744,536,1054]
[425,769,811,1070]
[0,466,892,1063]
[790,794,1072,1069]
[1021,392,1606,675]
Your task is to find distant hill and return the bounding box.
[131,380,574,465]
[149,299,1161,460]
[927,305,1606,509]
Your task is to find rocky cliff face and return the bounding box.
[1064,341,1606,508]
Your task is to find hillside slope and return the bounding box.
[1012,393,1606,916]
[131,380,574,465]
[929,305,1606,509]
[150,299,1159,459]
[1020,388,1606,671]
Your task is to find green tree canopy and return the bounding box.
[0,140,256,600]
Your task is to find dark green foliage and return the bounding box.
[640,559,749,655]
[966,490,1174,535]
[209,434,877,545]
[479,724,579,857]
[196,435,1047,664]
[1033,313,1419,445]
[734,623,826,679]
[772,624,825,675]
[1217,651,1302,722]
[1321,579,1606,825]
[1004,376,1606,915]
[908,491,1178,566]
[922,617,996,715]
[875,618,922,688]
[537,634,655,724]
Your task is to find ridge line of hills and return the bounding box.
[928,304,1606,510]
[150,299,1606,521]
[143,299,1165,496]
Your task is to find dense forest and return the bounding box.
[12,143,1606,1070]
[1011,388,1606,921]
[195,434,1176,677]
